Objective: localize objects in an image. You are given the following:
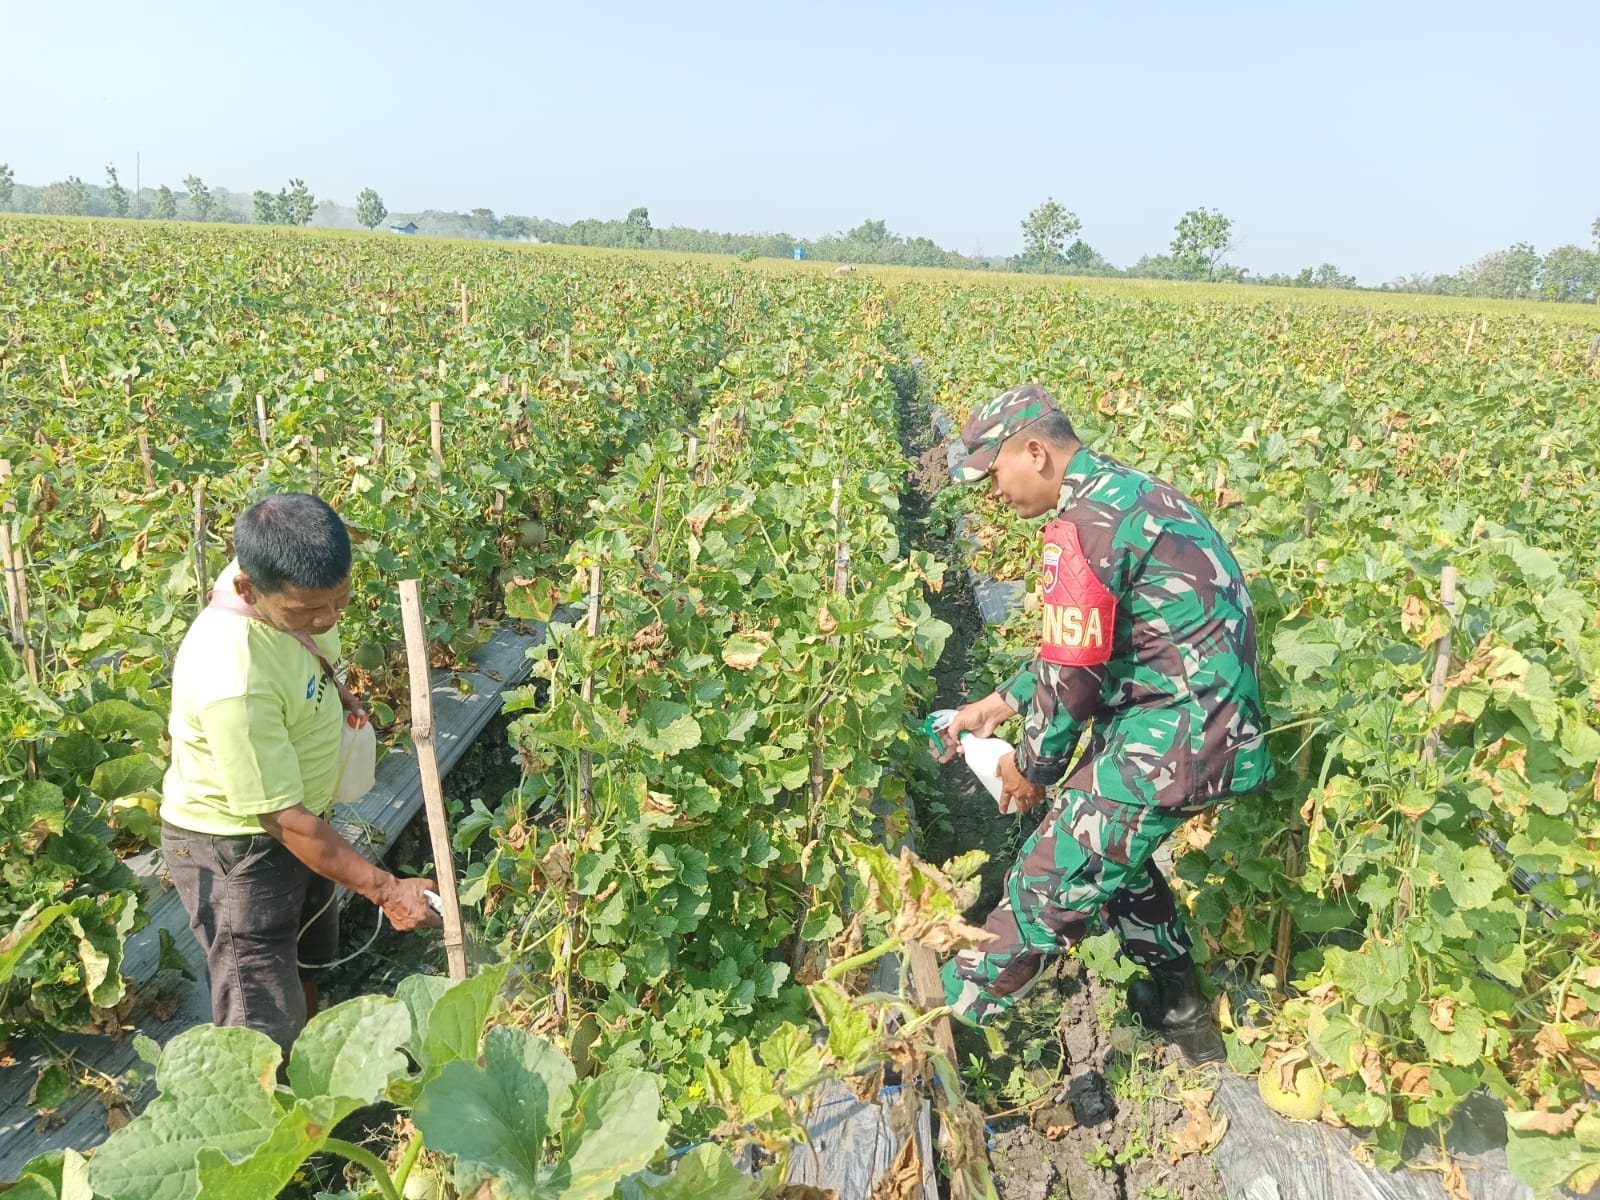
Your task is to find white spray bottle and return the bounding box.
[921,708,1016,808]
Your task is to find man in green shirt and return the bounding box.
[162,492,437,1057]
[938,384,1272,1063]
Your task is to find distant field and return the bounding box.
[14,212,1597,326]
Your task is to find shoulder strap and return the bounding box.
[207,589,366,721]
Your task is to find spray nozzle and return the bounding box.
[920,709,960,757]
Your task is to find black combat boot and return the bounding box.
[1125,953,1226,1065]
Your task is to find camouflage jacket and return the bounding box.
[1001,445,1273,807]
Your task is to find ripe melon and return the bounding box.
[1259,1046,1325,1121]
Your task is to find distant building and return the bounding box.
[389,221,418,234]
[793,245,805,260]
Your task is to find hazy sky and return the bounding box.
[5,0,1595,284]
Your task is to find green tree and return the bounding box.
[183,175,214,221]
[282,178,315,225]
[1063,239,1112,273]
[1536,245,1600,303]
[1311,263,1357,289]
[104,164,129,217]
[624,206,652,247]
[0,162,13,208]
[43,176,90,216]
[356,187,387,230]
[1459,243,1540,299]
[846,218,891,248]
[1019,198,1082,268]
[1171,207,1234,279]
[153,184,176,219]
[252,190,280,224]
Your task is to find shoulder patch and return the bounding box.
[1039,518,1116,667]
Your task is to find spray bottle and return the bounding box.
[921,708,1016,808]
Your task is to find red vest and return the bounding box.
[1039,518,1116,667]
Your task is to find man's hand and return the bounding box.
[935,691,1016,762]
[261,804,443,931]
[375,874,442,932]
[996,752,1046,816]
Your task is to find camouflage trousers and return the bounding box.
[942,789,1204,1024]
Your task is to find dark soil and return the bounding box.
[981,962,1225,1200]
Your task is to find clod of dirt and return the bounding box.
[1065,1072,1116,1127]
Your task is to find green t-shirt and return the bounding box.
[161,568,344,837]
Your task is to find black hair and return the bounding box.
[1035,409,1078,446]
[234,492,352,593]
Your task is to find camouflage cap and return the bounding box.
[955,383,1061,483]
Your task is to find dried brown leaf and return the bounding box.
[1534,1023,1571,1058]
[1441,1159,1473,1200]
[1429,998,1457,1033]
[870,1134,924,1200]
[1515,1103,1584,1137]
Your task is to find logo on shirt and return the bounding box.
[306,676,317,700]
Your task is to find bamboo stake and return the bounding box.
[1272,500,1317,984]
[373,414,385,463]
[309,442,320,493]
[645,471,667,564]
[192,481,208,616]
[256,394,270,451]
[459,282,469,329]
[399,579,469,981]
[1464,321,1475,355]
[138,432,156,488]
[0,521,21,646]
[579,565,601,826]
[430,401,443,468]
[59,354,71,394]
[1395,564,1460,925]
[562,332,571,371]
[1588,333,1600,371]
[908,942,992,1200]
[1422,566,1459,761]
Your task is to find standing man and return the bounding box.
[161,492,437,1059]
[938,384,1272,1063]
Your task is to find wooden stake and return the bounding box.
[579,565,601,826]
[138,432,156,488]
[399,578,469,981]
[430,401,443,468]
[1273,501,1316,984]
[256,394,270,451]
[1464,321,1475,355]
[1423,565,1459,760]
[373,414,386,463]
[562,332,571,371]
[192,481,208,616]
[0,522,21,647]
[1588,333,1600,371]
[309,443,320,493]
[59,354,71,394]
[646,472,667,565]
[459,282,469,329]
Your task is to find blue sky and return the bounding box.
[4,0,1595,284]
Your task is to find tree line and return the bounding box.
[2,161,1596,302]
[1015,197,1600,302]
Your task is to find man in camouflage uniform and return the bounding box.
[937,383,1272,1063]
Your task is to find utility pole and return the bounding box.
[135,151,141,218]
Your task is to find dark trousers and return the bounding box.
[161,821,338,1058]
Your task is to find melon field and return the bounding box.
[2,216,1598,1200]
